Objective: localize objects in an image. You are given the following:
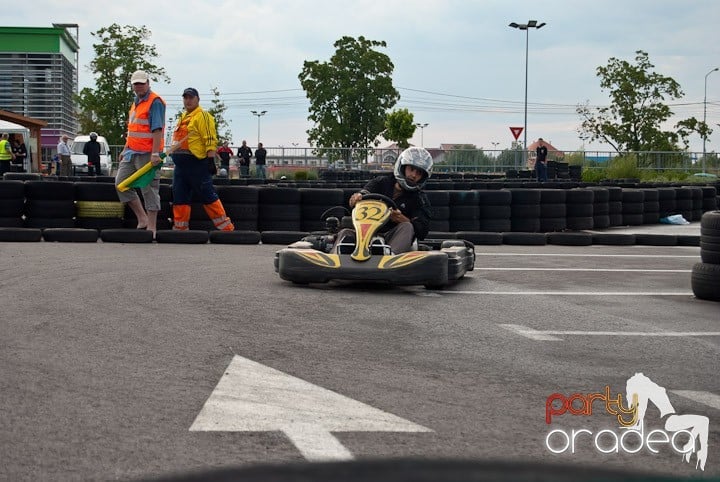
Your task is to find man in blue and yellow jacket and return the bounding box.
[170,87,234,232]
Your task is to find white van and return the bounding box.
[70,134,112,175]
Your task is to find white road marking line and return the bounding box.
[671,391,720,411]
[475,268,691,272]
[500,324,720,341]
[190,355,432,461]
[441,291,693,296]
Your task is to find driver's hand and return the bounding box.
[349,192,362,207]
[390,209,409,223]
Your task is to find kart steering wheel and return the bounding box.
[361,192,397,209]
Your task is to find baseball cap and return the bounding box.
[182,87,199,98]
[130,70,150,84]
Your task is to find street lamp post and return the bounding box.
[703,68,718,173]
[415,123,429,147]
[491,141,500,172]
[250,110,267,147]
[509,20,546,170]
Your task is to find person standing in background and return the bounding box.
[216,141,232,174]
[255,142,267,179]
[83,132,102,176]
[535,138,548,182]
[0,133,16,176]
[10,135,27,172]
[57,135,72,176]
[236,140,252,176]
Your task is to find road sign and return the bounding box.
[510,127,523,140]
[190,355,432,461]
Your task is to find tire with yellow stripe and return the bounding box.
[76,201,124,218]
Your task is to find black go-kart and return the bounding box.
[274,193,475,289]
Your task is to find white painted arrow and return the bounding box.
[189,355,432,461]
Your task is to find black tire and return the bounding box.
[511,218,540,233]
[75,218,124,230]
[258,186,301,204]
[566,217,594,230]
[547,232,593,246]
[0,227,42,242]
[591,233,636,245]
[260,204,301,221]
[566,189,594,204]
[100,228,154,243]
[677,235,700,247]
[2,173,41,181]
[566,203,594,217]
[0,198,24,217]
[508,189,541,204]
[539,189,566,203]
[24,180,75,200]
[299,188,344,205]
[74,182,120,201]
[24,199,76,218]
[0,217,23,227]
[24,218,75,229]
[477,189,512,205]
[502,232,547,245]
[450,205,479,220]
[425,190,450,206]
[429,220,450,232]
[209,230,261,244]
[215,185,260,204]
[634,234,677,246]
[449,219,480,232]
[0,180,25,198]
[701,211,720,233]
[479,219,511,232]
[454,231,503,245]
[449,190,479,205]
[42,228,99,243]
[261,230,309,245]
[592,215,611,229]
[540,203,566,218]
[539,217,567,232]
[156,229,209,244]
[511,204,541,218]
[479,205,511,219]
[621,213,644,226]
[691,262,720,301]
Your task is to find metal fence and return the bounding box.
[94,145,719,176]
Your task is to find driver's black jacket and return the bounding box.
[360,173,431,240]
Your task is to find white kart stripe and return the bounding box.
[501,324,720,341]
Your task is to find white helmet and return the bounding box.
[394,147,433,191]
[89,132,98,140]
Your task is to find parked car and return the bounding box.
[70,134,112,175]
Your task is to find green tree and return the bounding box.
[436,145,491,172]
[299,36,399,162]
[206,87,232,144]
[577,50,698,155]
[384,108,415,149]
[76,24,169,145]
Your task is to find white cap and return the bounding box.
[130,70,150,84]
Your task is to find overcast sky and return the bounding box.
[6,0,720,153]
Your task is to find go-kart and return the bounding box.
[274,193,475,288]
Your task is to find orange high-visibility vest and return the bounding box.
[127,91,165,152]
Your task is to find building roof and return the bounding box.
[0,109,47,129]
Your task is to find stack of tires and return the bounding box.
[588,187,610,229]
[692,210,720,301]
[701,186,718,213]
[449,191,480,232]
[674,187,693,222]
[426,190,450,233]
[657,187,677,219]
[24,181,75,228]
[216,186,259,231]
[565,189,594,230]
[621,189,644,226]
[641,188,660,225]
[300,188,344,232]
[539,189,566,232]
[74,182,124,230]
[477,190,512,232]
[0,180,25,227]
[686,186,704,221]
[509,189,541,232]
[607,187,623,227]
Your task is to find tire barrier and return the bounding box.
[539,188,567,232]
[99,228,154,243]
[1,180,718,246]
[42,228,99,243]
[426,190,450,233]
[692,210,720,301]
[449,190,479,232]
[155,229,209,244]
[209,230,261,245]
[0,227,42,242]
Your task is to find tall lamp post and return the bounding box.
[703,67,718,173]
[491,141,500,172]
[415,123,429,147]
[509,20,546,169]
[250,110,267,147]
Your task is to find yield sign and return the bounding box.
[189,355,433,461]
[510,127,523,140]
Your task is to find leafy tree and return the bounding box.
[299,36,399,161]
[76,24,169,145]
[436,145,492,172]
[384,108,415,149]
[206,87,232,144]
[577,50,699,155]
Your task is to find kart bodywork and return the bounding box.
[274,194,475,288]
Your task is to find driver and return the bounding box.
[343,147,433,254]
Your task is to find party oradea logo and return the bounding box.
[544,373,709,471]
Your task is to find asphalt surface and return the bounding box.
[1,222,718,481]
